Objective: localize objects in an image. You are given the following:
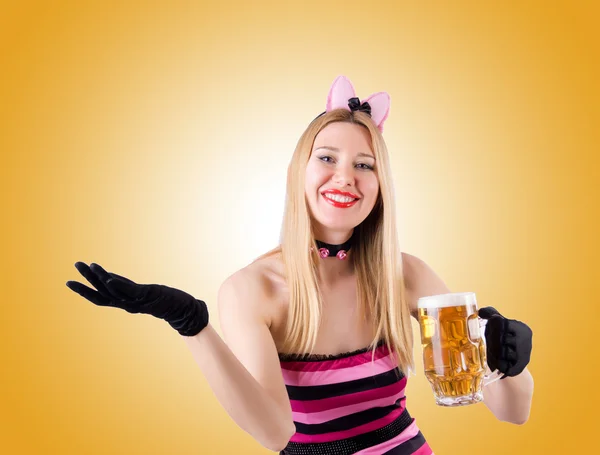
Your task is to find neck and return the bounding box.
[312,226,354,247]
[317,252,355,283]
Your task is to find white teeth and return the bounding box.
[323,193,356,203]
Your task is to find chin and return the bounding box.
[314,216,364,232]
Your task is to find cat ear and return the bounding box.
[326,75,357,112]
[362,92,391,132]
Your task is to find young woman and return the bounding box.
[67,76,534,454]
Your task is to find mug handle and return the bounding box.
[479,317,502,386]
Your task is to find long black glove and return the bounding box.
[478,306,532,379]
[66,262,209,336]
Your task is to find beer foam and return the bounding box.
[417,292,477,309]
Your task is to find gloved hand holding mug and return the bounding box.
[478,306,533,379]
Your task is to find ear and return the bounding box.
[362,92,390,132]
[326,75,356,112]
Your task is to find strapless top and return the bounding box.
[277,341,433,454]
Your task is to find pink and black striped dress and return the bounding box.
[278,340,434,455]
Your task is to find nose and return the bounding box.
[332,165,355,187]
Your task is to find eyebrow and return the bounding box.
[313,146,375,160]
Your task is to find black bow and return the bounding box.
[347,97,372,117]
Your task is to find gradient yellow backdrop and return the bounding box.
[2,1,598,454]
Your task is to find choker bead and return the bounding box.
[310,236,353,260]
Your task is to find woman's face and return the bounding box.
[305,121,380,238]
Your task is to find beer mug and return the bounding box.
[417,292,502,407]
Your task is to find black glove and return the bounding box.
[478,306,532,379]
[66,262,209,336]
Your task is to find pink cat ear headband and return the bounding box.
[314,75,391,133]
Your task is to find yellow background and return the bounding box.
[1,1,598,453]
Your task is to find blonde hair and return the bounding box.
[255,109,414,375]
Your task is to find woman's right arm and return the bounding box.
[182,268,295,452]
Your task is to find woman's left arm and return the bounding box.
[478,306,534,424]
[482,367,534,424]
[402,253,534,425]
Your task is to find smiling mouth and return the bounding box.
[322,193,357,203]
[321,193,359,207]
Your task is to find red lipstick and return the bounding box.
[321,189,360,208]
[321,189,360,199]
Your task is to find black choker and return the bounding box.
[311,236,353,260]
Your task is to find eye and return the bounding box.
[318,156,374,171]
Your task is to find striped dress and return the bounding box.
[278,340,434,455]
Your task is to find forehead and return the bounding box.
[312,122,373,153]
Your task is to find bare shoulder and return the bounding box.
[401,252,451,319]
[217,251,286,328]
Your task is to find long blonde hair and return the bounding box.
[255,109,414,375]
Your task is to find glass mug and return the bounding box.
[417,292,502,407]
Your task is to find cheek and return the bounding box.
[364,177,380,200]
[304,172,325,214]
[304,172,315,193]
[305,164,327,192]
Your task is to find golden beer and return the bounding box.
[418,292,491,406]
